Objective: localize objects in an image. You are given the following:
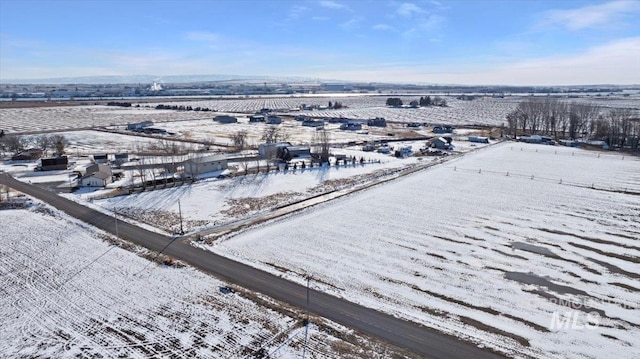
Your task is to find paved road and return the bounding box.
[1,173,505,359]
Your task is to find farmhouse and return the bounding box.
[431,137,452,150]
[79,164,113,187]
[183,154,228,177]
[214,115,238,124]
[39,156,68,171]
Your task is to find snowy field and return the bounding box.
[1,105,212,133]
[155,117,393,147]
[0,203,405,358]
[143,95,640,127]
[87,150,431,235]
[4,95,637,134]
[205,143,640,358]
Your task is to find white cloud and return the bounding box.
[373,24,395,31]
[340,18,360,30]
[402,14,445,38]
[309,38,640,85]
[397,3,426,17]
[288,5,309,19]
[184,31,220,42]
[319,1,347,10]
[538,0,640,31]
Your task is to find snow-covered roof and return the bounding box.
[83,164,112,180]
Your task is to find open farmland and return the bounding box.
[157,118,393,146]
[83,149,435,234]
[0,105,212,134]
[206,143,640,358]
[3,94,638,135]
[0,203,409,358]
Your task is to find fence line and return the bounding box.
[451,166,639,195]
[509,146,636,161]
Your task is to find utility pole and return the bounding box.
[114,207,119,240]
[302,275,310,359]
[178,199,184,235]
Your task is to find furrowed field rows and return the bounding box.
[2,95,638,133]
[0,206,396,358]
[208,143,640,359]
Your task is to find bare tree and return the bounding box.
[232,130,248,152]
[133,143,148,190]
[35,135,54,156]
[261,126,288,144]
[607,108,634,148]
[312,128,330,164]
[569,103,599,140]
[2,134,24,154]
[551,101,569,139]
[51,134,68,156]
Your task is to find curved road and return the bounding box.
[0,174,504,359]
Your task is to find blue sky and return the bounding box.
[1,0,639,85]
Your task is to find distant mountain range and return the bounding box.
[1,74,334,85]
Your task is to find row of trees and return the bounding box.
[506,98,640,149]
[154,104,214,111]
[0,134,68,157]
[386,96,447,107]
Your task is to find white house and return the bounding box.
[183,154,228,177]
[79,164,113,187]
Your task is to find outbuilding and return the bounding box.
[469,136,490,144]
[79,164,113,187]
[183,154,228,177]
[39,156,68,171]
[214,115,238,124]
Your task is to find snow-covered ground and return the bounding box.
[1,105,212,133]
[5,95,637,134]
[203,143,640,358]
[87,152,430,234]
[0,203,404,358]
